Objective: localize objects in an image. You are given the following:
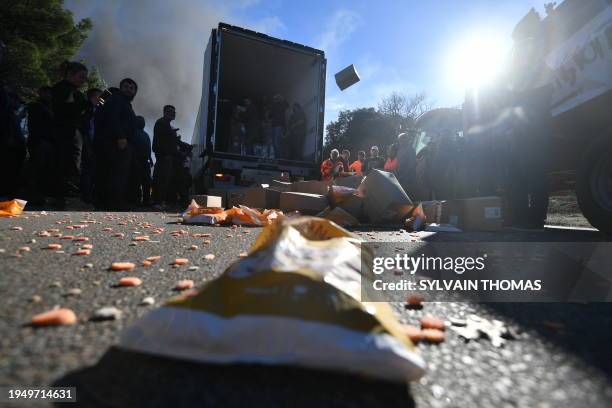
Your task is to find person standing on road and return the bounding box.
[94,78,138,210]
[152,105,178,210]
[384,143,399,173]
[26,86,55,206]
[349,150,366,176]
[80,88,102,204]
[321,149,344,181]
[129,116,153,207]
[50,61,88,209]
[270,94,288,159]
[396,130,417,197]
[363,146,385,174]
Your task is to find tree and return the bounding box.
[324,108,395,158]
[85,65,107,91]
[377,92,430,133]
[324,91,431,158]
[0,0,92,99]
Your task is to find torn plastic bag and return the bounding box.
[120,217,426,382]
[0,199,26,217]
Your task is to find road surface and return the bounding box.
[1,211,611,407]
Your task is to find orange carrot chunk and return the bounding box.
[118,277,142,287]
[31,308,77,326]
[420,315,446,331]
[110,262,136,271]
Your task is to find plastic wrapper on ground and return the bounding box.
[120,217,426,382]
[0,199,26,217]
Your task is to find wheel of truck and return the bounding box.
[576,135,612,234]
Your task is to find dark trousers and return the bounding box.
[152,155,174,204]
[28,141,55,203]
[101,141,131,210]
[0,146,25,200]
[52,130,83,202]
[129,158,152,205]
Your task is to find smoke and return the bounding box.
[64,0,230,142]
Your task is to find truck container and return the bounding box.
[191,23,327,193]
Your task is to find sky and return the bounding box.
[65,0,551,141]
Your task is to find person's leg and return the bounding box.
[142,163,152,206]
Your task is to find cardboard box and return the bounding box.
[441,196,503,231]
[204,189,227,208]
[357,169,413,224]
[271,180,293,192]
[280,192,328,213]
[191,195,223,208]
[333,175,363,189]
[462,196,503,231]
[441,200,464,227]
[241,188,278,209]
[228,188,281,209]
[292,180,331,196]
[419,201,444,225]
[316,207,359,227]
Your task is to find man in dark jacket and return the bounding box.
[0,87,26,200]
[51,62,88,208]
[363,146,385,173]
[396,130,417,198]
[27,86,55,205]
[80,88,102,204]
[129,116,153,206]
[94,78,138,210]
[152,105,178,209]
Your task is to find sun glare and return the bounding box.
[445,32,510,93]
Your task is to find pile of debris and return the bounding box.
[184,169,504,231]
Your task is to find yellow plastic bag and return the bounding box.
[121,217,426,382]
[0,199,26,217]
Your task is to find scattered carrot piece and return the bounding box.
[239,252,248,257]
[132,236,150,241]
[74,249,91,256]
[81,244,93,249]
[146,256,161,263]
[422,328,445,343]
[110,262,136,271]
[406,295,424,309]
[118,277,142,287]
[203,240,211,245]
[176,279,194,290]
[18,246,31,252]
[11,226,23,231]
[420,315,446,331]
[142,260,152,267]
[102,227,112,231]
[189,245,198,250]
[403,324,424,343]
[73,236,90,242]
[31,308,77,326]
[60,235,74,240]
[174,258,189,265]
[204,254,215,261]
[46,243,62,250]
[113,233,125,238]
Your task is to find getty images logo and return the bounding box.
[372,253,487,275]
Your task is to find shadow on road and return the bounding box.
[54,347,415,407]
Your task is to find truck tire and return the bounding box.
[576,134,612,234]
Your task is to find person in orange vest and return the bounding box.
[321,149,344,180]
[384,143,399,173]
[349,150,366,176]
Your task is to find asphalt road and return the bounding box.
[1,211,612,407]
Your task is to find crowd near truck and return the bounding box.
[191,23,327,194]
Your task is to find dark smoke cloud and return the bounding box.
[64,0,231,141]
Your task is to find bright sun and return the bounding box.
[445,32,510,93]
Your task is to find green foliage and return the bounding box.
[0,0,92,99]
[324,92,430,157]
[85,65,107,91]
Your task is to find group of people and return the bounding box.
[223,93,307,161]
[321,130,418,194]
[0,54,192,210]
